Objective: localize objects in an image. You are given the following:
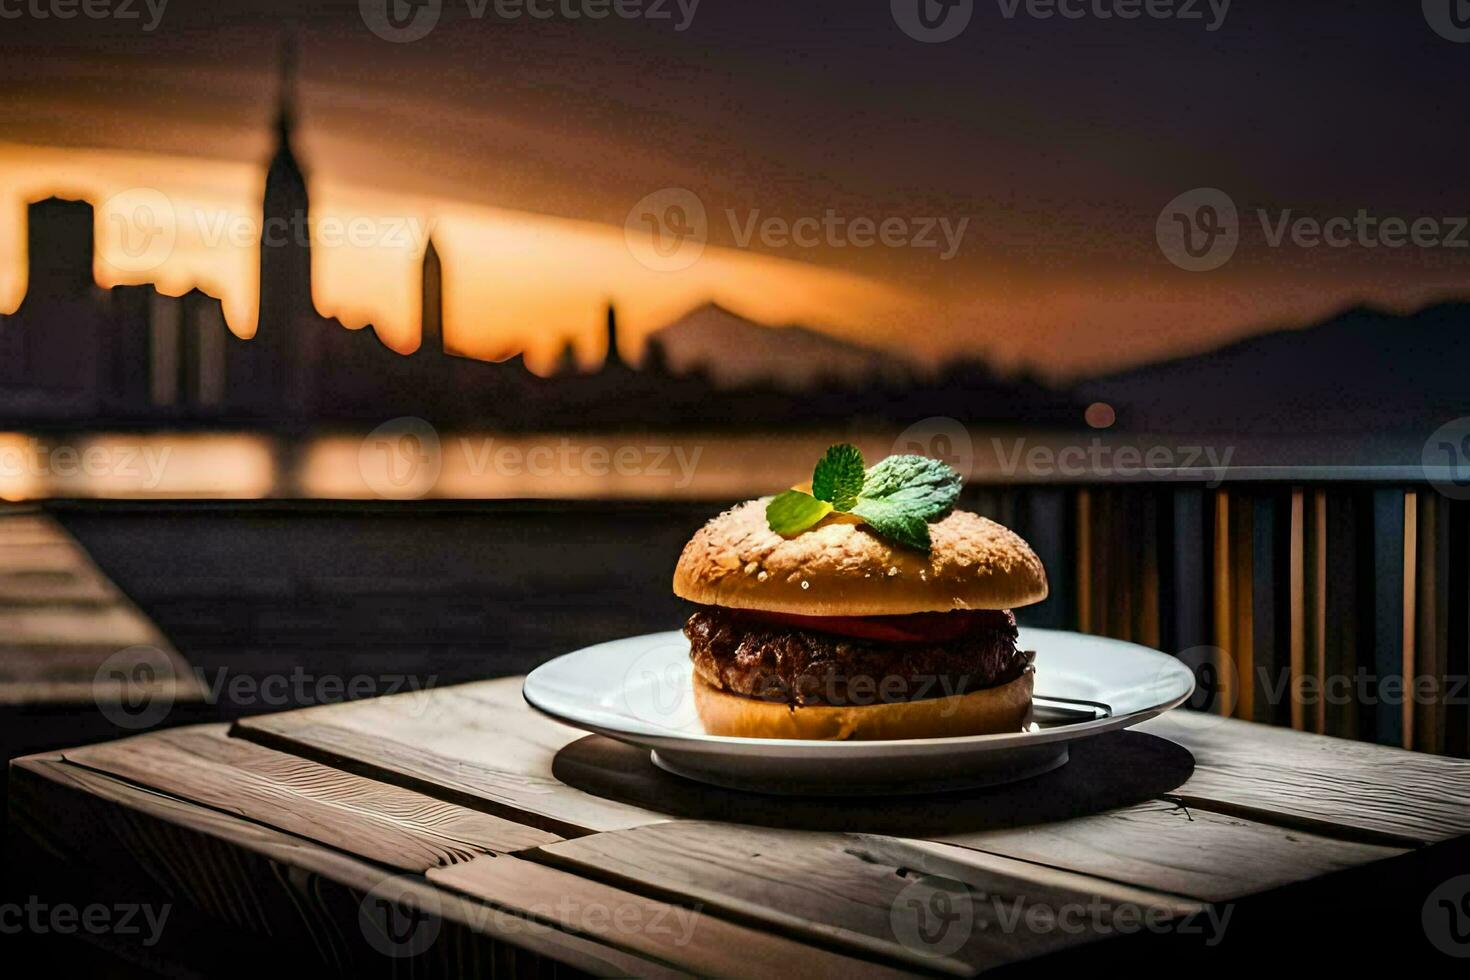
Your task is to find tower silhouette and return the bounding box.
[25,197,94,303]
[420,238,443,356]
[256,36,313,342]
[604,302,622,369]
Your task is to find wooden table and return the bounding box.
[10,676,1470,975]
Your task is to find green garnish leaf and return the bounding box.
[857,454,963,525]
[811,443,865,511]
[764,448,962,551]
[850,498,933,551]
[766,490,834,537]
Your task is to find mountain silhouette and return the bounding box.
[1080,302,1470,433]
[649,302,913,391]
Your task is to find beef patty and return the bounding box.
[684,607,1032,708]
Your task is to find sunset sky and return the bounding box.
[2,1,1468,379]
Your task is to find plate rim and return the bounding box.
[522,627,1196,753]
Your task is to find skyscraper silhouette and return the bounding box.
[257,37,312,339]
[25,197,94,303]
[240,35,318,413]
[420,238,443,356]
[604,302,622,369]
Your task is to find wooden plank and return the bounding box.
[0,511,203,705]
[1168,488,1206,654]
[1310,489,1329,734]
[932,799,1404,903]
[1288,489,1307,731]
[1138,709,1470,846]
[235,677,667,836]
[1075,488,1092,633]
[1371,489,1406,747]
[433,854,914,979]
[1211,490,1235,716]
[520,822,1200,977]
[1401,492,1417,751]
[64,725,560,870]
[10,754,669,978]
[1414,492,1447,754]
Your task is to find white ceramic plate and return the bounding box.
[523,627,1195,795]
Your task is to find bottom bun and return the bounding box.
[692,670,1034,741]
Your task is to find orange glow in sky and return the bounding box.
[0,142,916,373]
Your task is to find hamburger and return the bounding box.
[672,453,1048,740]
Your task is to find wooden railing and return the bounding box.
[984,480,1468,758]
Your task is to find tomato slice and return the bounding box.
[748,610,994,643]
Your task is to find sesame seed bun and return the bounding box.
[672,498,1049,616]
[691,669,1034,740]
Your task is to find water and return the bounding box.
[0,427,1433,501]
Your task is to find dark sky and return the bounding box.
[2,1,1468,375]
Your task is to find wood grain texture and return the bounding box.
[64,725,560,870]
[10,754,665,978]
[525,820,1201,976]
[932,799,1405,902]
[0,511,202,704]
[235,677,667,836]
[432,854,915,979]
[1138,709,1470,846]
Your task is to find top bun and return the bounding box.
[673,498,1048,616]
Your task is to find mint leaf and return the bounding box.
[858,454,962,523]
[846,455,962,551]
[850,498,933,551]
[811,443,865,511]
[766,490,834,536]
